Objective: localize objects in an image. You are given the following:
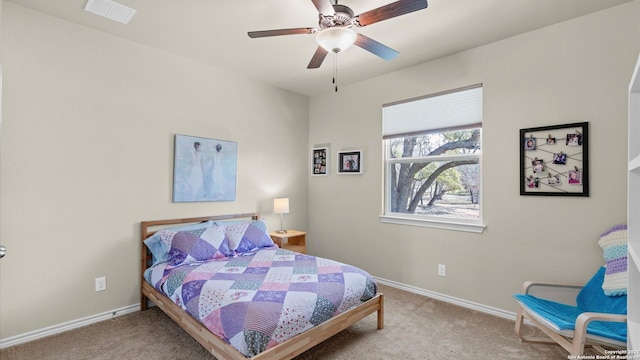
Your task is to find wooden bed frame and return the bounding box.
[140,212,384,360]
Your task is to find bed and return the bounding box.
[140,212,384,360]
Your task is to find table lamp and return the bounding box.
[273,198,289,234]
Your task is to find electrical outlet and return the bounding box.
[95,276,107,292]
[438,264,446,277]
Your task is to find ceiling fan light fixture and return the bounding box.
[315,27,357,53]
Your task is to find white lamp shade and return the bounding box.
[274,198,290,214]
[315,27,357,53]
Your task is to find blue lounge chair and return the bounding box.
[514,266,627,355]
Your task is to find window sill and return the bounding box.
[379,215,486,233]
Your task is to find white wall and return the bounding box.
[308,1,640,312]
[0,3,309,339]
[2,0,639,345]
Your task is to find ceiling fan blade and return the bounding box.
[307,46,329,69]
[354,33,399,61]
[248,28,316,38]
[356,0,427,27]
[311,0,335,16]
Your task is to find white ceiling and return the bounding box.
[6,0,634,96]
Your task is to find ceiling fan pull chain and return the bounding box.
[333,52,338,92]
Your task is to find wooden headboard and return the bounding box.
[139,212,259,309]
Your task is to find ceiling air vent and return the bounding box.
[84,0,136,24]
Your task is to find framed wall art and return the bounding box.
[520,122,589,196]
[173,134,238,202]
[337,150,363,174]
[312,147,329,176]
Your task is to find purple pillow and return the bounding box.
[168,225,233,266]
[224,219,274,254]
[143,220,214,265]
[597,224,628,296]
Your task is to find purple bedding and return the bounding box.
[144,246,377,357]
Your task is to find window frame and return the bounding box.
[380,86,486,234]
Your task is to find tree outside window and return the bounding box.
[386,128,481,221]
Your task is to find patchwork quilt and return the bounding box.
[145,247,377,357]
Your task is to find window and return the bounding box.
[380,84,485,233]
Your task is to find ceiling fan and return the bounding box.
[247,0,428,69]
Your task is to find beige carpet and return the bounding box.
[1,284,579,360]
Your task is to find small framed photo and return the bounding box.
[531,158,545,173]
[546,136,556,145]
[524,136,536,151]
[566,133,583,146]
[553,152,567,164]
[312,147,329,176]
[543,174,562,186]
[337,150,363,174]
[568,169,582,185]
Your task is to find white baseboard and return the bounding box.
[0,304,139,349]
[374,276,517,321]
[1,279,518,350]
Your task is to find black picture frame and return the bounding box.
[520,122,589,196]
[337,150,363,174]
[312,147,329,176]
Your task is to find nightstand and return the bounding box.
[270,230,307,254]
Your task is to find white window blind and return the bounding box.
[382,84,482,139]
